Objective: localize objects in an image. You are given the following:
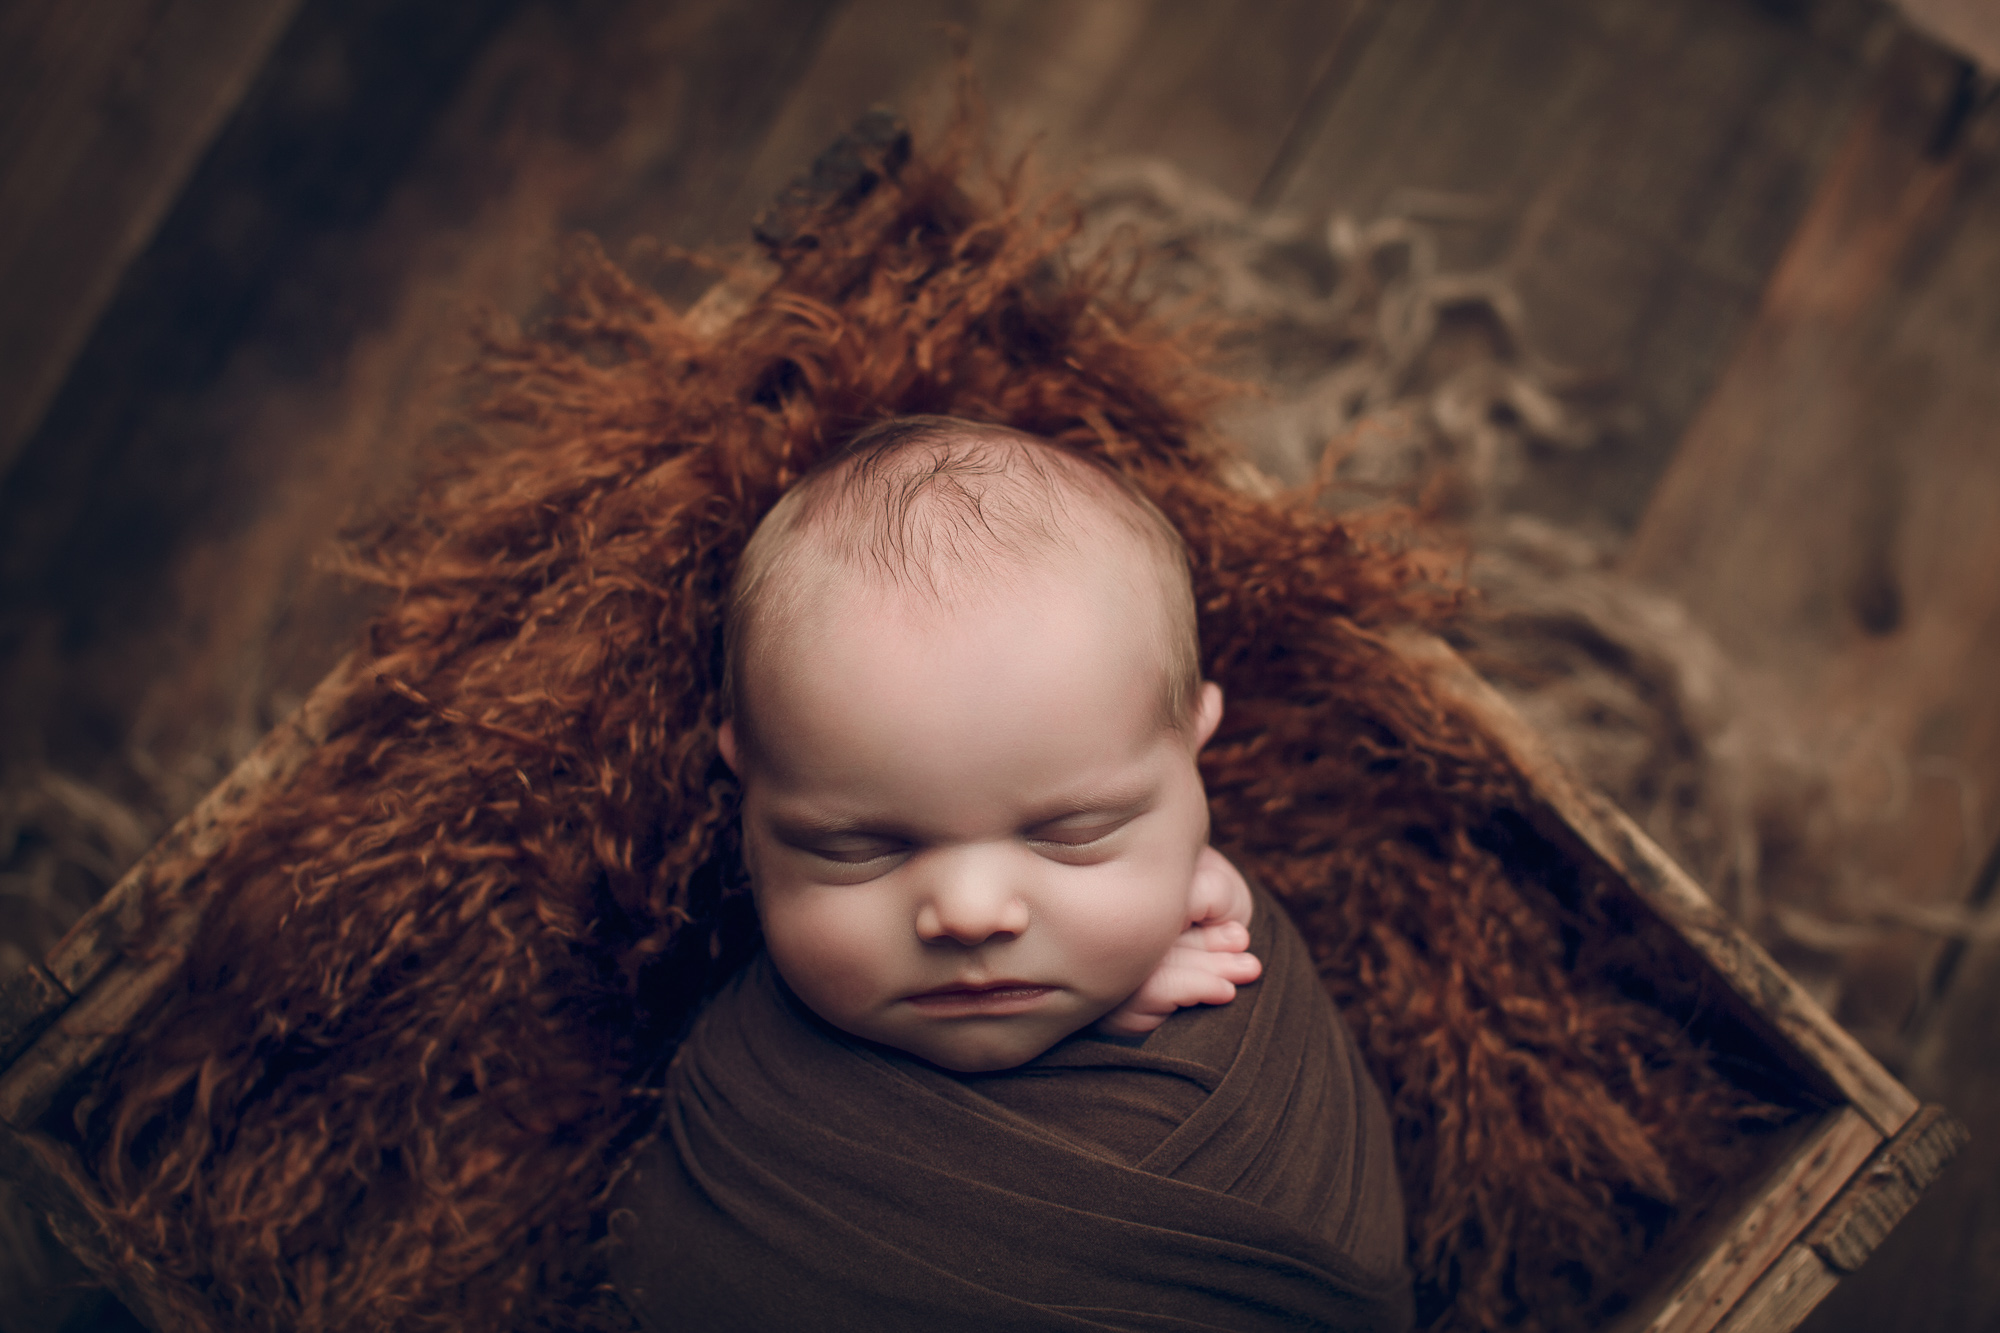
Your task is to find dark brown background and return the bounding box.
[1,1,1995,1328]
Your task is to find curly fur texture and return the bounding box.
[79,134,1782,1332]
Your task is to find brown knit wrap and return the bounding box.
[75,131,1783,1332]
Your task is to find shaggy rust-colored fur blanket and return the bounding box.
[78,132,1781,1332]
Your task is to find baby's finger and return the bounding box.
[1165,943,1262,984]
[1176,920,1251,954]
[1147,963,1242,1008]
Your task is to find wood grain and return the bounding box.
[1802,1103,1968,1274]
[1623,31,2000,1051]
[0,654,362,1131]
[1266,0,1890,532]
[719,0,1376,232]
[1715,1244,1843,1333]
[1692,1103,1968,1331]
[0,0,838,860]
[0,966,66,1074]
[1799,940,2000,1332]
[1646,1108,1880,1333]
[0,0,302,483]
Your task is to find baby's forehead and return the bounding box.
[809,434,1146,570]
[743,553,1184,767]
[760,535,1163,660]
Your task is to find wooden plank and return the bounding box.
[1059,0,1377,202]
[0,965,68,1073]
[0,939,193,1133]
[500,0,849,283]
[0,0,522,798]
[1699,1110,1969,1333]
[42,653,363,999]
[1622,31,2000,1050]
[0,653,363,1131]
[1646,1108,1880,1333]
[719,0,1376,235]
[1715,1244,1842,1333]
[1799,941,2000,1332]
[1264,0,1890,532]
[0,0,302,484]
[1801,1103,1967,1274]
[1390,628,1922,1134]
[1898,0,2000,68]
[0,0,837,928]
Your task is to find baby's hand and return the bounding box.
[1095,847,1262,1037]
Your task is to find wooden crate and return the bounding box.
[0,626,1963,1331]
[0,122,1966,1333]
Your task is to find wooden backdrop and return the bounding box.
[0,1,1994,1328]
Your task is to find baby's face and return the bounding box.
[722,560,1219,1073]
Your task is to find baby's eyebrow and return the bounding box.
[763,804,938,848]
[1021,783,1158,827]
[768,811,902,839]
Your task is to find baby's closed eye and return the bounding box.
[1023,793,1154,848]
[812,836,908,868]
[783,831,912,865]
[1023,809,1147,863]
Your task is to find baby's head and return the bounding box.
[718,417,1222,1071]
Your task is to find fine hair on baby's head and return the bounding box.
[724,416,1201,737]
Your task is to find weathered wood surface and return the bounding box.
[0,654,363,1129]
[0,0,523,787]
[1267,0,1892,532]
[1645,1108,1880,1333]
[1718,1245,1844,1333]
[1799,942,2000,1333]
[1802,1103,1967,1275]
[1722,1103,1971,1331]
[0,0,302,483]
[1624,30,2000,1058]
[1617,28,2000,1329]
[716,0,1377,238]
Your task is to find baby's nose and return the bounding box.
[913,856,1030,945]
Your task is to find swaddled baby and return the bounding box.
[614,418,1411,1331]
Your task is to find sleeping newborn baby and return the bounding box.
[613,417,1412,1331]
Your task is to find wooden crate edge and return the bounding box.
[1384,627,1919,1136]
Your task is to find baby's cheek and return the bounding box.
[1063,874,1188,993]
[762,897,891,1015]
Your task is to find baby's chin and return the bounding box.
[847,1010,1105,1074]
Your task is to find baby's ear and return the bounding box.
[1191,682,1223,751]
[717,719,741,774]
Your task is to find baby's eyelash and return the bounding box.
[1029,828,1111,847]
[801,837,909,864]
[1026,814,1137,848]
